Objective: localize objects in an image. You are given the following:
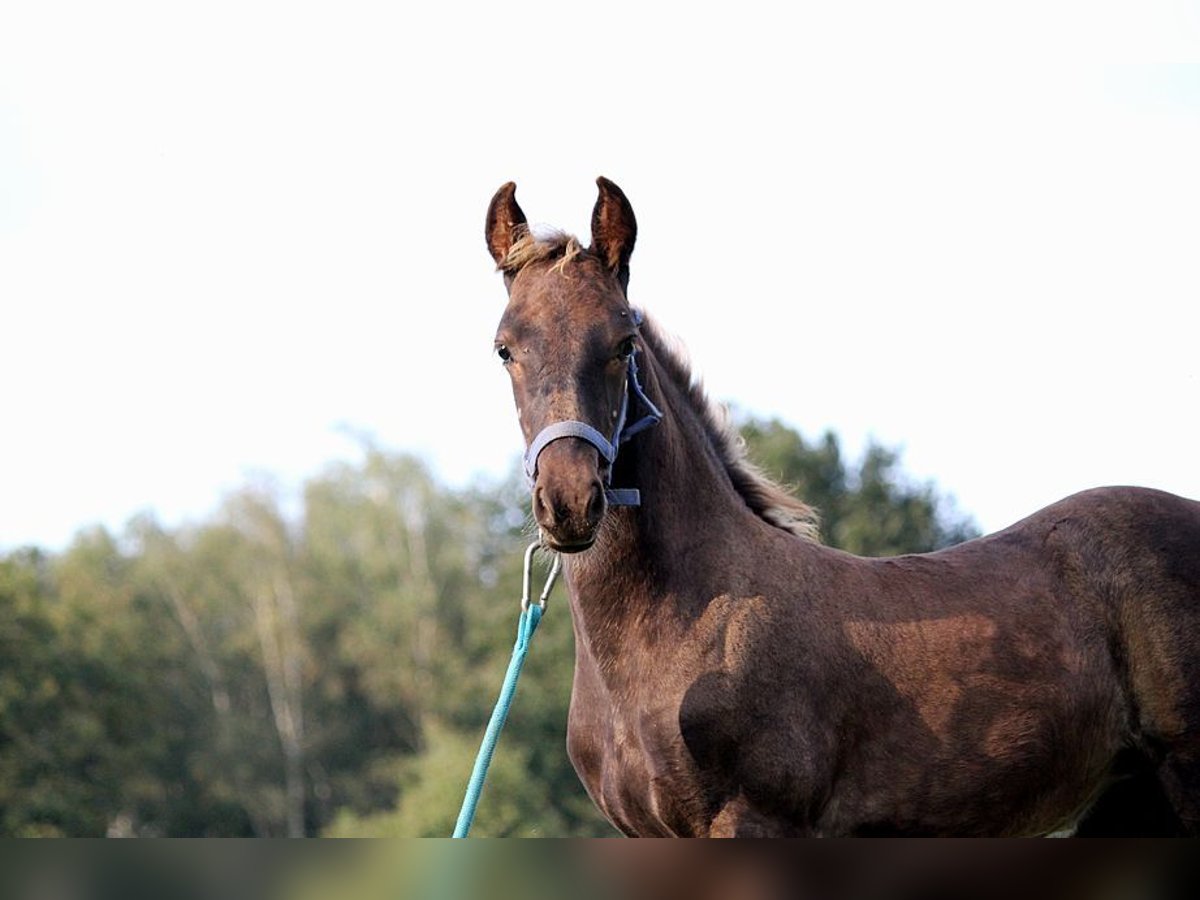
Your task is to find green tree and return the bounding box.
[0,548,85,836]
[297,449,475,830]
[740,417,978,555]
[0,530,207,836]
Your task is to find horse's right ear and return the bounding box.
[485,182,528,269]
[590,176,637,290]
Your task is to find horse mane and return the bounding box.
[501,230,820,541]
[640,318,822,542]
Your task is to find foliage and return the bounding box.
[0,420,975,836]
[740,419,979,554]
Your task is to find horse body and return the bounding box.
[484,178,1200,836]
[561,326,1200,836]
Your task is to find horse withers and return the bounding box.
[484,177,1200,837]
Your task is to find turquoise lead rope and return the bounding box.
[452,542,561,838]
[451,603,542,838]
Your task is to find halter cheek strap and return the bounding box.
[522,309,663,507]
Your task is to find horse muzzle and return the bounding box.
[531,441,607,552]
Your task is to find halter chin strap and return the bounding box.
[523,309,663,507]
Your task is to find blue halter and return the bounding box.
[523,309,663,507]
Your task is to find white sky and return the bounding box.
[2,2,1199,551]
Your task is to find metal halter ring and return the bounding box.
[520,541,562,612]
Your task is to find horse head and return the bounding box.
[486,177,657,553]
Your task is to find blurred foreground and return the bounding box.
[1,841,1196,900]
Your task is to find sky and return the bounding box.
[2,2,1199,551]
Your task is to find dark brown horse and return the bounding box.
[484,177,1200,836]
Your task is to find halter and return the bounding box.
[522,308,663,507]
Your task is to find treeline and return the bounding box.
[0,419,977,837]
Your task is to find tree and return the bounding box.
[739,417,978,555]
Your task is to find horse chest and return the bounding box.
[564,593,803,835]
[566,673,710,836]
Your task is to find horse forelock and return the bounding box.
[639,318,822,542]
[501,229,584,276]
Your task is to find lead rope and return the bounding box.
[452,541,561,838]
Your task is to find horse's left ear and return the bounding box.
[590,176,637,289]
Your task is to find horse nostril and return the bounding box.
[533,486,556,527]
[587,482,605,524]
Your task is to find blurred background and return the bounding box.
[2,2,1198,836]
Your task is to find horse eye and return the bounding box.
[617,337,636,360]
[496,345,512,363]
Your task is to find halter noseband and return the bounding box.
[522,309,663,507]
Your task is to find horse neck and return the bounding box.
[563,338,759,645]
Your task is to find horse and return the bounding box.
[484,177,1200,836]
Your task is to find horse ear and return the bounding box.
[590,176,637,286]
[485,182,528,268]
